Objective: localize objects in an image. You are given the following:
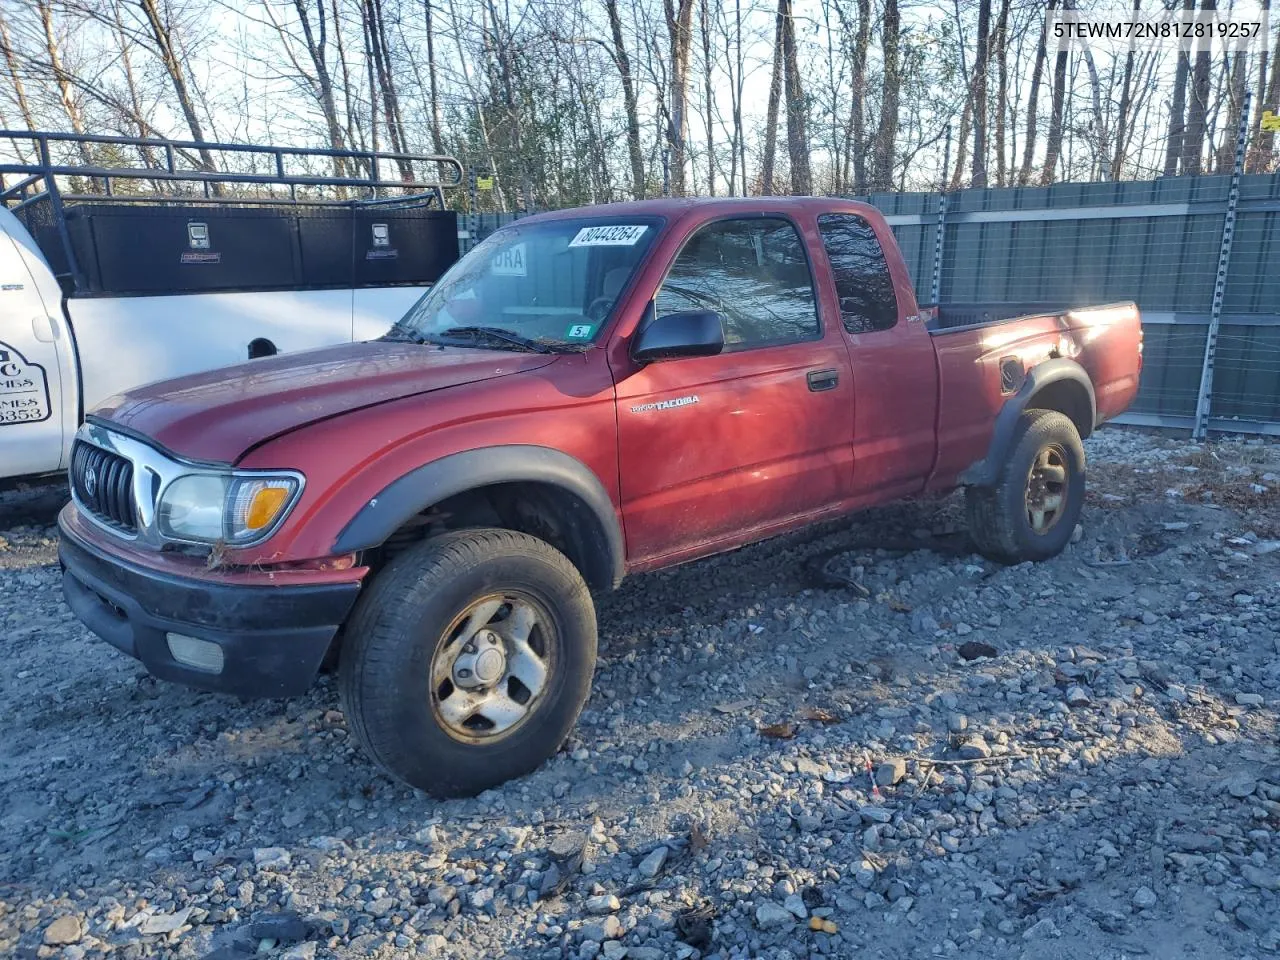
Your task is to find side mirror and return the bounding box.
[632,309,725,363]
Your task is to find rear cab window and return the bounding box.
[817,213,899,334]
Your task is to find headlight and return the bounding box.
[157,472,302,545]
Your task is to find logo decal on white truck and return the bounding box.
[0,341,51,425]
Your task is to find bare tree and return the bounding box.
[604,0,646,196]
[0,9,38,148]
[780,0,809,193]
[970,0,991,187]
[699,0,715,194]
[1041,6,1069,183]
[1248,10,1279,172]
[871,0,900,191]
[664,0,694,195]
[422,0,445,154]
[37,0,93,165]
[1214,45,1248,172]
[992,0,1010,185]
[1110,0,1140,179]
[761,0,784,195]
[1018,0,1054,185]
[136,0,219,174]
[1180,0,1215,175]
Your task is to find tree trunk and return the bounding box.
[1215,50,1247,172]
[605,0,646,198]
[664,0,695,195]
[871,0,900,191]
[780,0,810,194]
[971,0,991,188]
[1018,0,1054,185]
[38,0,94,167]
[732,0,747,193]
[331,0,364,164]
[950,94,972,190]
[1041,22,1069,184]
[1080,44,1103,178]
[367,0,414,180]
[1247,3,1279,172]
[1110,0,1139,180]
[137,0,219,176]
[761,0,784,196]
[993,0,1010,186]
[1181,0,1215,176]
[700,0,715,195]
[0,10,38,150]
[291,0,348,178]
[1164,1,1195,175]
[850,0,871,192]
[424,0,445,155]
[109,0,161,172]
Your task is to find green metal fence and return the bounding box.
[465,168,1280,437]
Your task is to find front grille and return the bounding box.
[71,441,138,533]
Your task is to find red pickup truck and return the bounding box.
[58,197,1142,796]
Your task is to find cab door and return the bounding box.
[0,225,67,477]
[815,212,938,497]
[614,215,855,563]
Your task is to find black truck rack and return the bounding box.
[0,130,465,297]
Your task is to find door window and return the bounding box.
[817,214,899,334]
[655,217,820,350]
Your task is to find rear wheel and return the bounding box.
[339,528,596,797]
[966,409,1086,564]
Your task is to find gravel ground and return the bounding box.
[2,427,1279,960]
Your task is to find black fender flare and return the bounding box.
[332,445,625,591]
[960,358,1096,487]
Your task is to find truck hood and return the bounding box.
[92,341,557,463]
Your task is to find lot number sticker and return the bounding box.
[565,323,596,340]
[568,225,648,247]
[0,342,51,425]
[491,243,527,276]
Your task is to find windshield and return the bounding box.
[392,218,660,349]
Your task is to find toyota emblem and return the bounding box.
[84,466,97,498]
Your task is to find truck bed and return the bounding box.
[923,302,1081,332]
[924,301,1143,489]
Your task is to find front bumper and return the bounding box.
[59,513,361,698]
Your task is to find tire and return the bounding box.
[339,528,597,797]
[965,409,1086,564]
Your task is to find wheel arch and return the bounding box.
[332,446,625,592]
[961,358,1096,487]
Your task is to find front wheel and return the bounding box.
[966,409,1086,564]
[339,529,597,797]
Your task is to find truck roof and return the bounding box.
[520,195,884,223]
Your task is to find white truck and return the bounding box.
[0,130,463,484]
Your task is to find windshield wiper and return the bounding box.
[379,323,419,343]
[431,326,563,354]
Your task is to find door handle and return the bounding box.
[806,368,839,392]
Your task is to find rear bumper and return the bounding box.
[59,515,361,698]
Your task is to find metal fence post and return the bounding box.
[1193,89,1252,440]
[930,125,952,304]
[466,164,479,254]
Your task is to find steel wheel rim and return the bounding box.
[1025,443,1068,534]
[429,592,554,744]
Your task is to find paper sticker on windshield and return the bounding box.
[565,323,596,340]
[0,341,51,425]
[568,225,648,247]
[491,243,527,276]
